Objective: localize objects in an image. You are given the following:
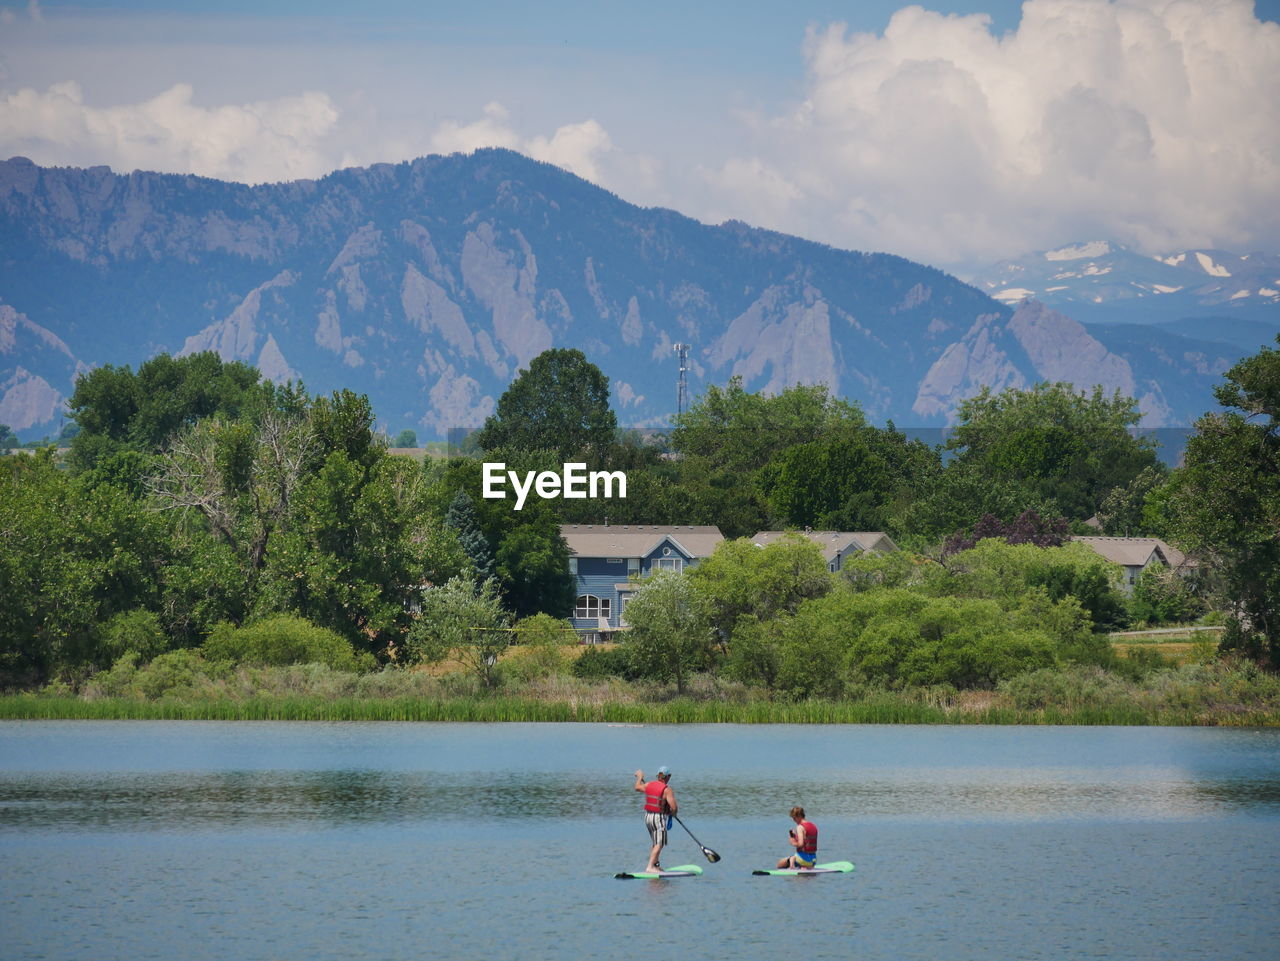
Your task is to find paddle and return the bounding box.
[672,813,721,863]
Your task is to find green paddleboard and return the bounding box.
[752,861,855,876]
[615,864,704,879]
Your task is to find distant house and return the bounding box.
[560,524,725,638]
[1072,536,1191,592]
[750,529,899,573]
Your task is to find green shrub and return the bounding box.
[1129,568,1206,625]
[204,615,373,671]
[508,613,574,679]
[572,645,640,681]
[100,609,170,665]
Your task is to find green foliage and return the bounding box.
[1096,465,1170,536]
[1164,336,1280,666]
[758,428,939,531]
[104,649,218,700]
[508,613,574,679]
[100,609,171,665]
[204,615,373,671]
[393,429,418,448]
[67,352,270,472]
[494,508,576,619]
[445,490,496,580]
[475,348,617,460]
[775,588,1059,695]
[571,644,641,681]
[263,452,432,651]
[429,457,575,619]
[1128,568,1205,626]
[307,389,384,473]
[671,377,867,472]
[0,450,171,684]
[621,571,714,693]
[902,459,1064,541]
[909,383,1160,535]
[404,576,510,686]
[689,534,833,648]
[938,539,1129,632]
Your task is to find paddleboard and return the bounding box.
[615,864,704,879]
[752,861,854,876]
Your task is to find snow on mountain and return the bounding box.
[973,241,1280,324]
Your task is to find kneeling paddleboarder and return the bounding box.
[777,805,818,870]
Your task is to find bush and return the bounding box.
[508,613,574,680]
[1128,568,1206,626]
[204,615,373,671]
[99,609,170,665]
[572,645,640,681]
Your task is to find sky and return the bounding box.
[1,0,1278,275]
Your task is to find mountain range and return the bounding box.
[1,149,1274,440]
[971,239,1280,326]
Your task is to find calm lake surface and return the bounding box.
[2,722,1278,961]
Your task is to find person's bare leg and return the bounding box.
[645,841,663,873]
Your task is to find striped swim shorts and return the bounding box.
[645,811,670,845]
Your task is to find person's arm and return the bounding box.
[789,824,804,850]
[662,786,677,815]
[633,770,646,793]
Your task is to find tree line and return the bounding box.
[1,337,1277,691]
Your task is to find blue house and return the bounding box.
[561,524,724,638]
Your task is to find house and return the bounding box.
[560,524,725,637]
[750,529,899,573]
[1071,536,1191,592]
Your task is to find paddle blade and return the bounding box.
[703,848,721,863]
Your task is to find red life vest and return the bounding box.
[798,821,818,854]
[644,780,668,813]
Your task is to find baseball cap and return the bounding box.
[657,765,671,776]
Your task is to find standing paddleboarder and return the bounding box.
[634,766,677,874]
[777,805,818,870]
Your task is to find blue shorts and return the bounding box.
[794,851,817,867]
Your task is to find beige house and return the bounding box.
[1071,536,1191,592]
[750,529,899,573]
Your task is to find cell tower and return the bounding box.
[673,343,690,418]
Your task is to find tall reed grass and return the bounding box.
[2,692,1275,725]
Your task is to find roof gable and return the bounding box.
[561,524,724,559]
[750,529,898,562]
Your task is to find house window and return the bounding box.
[575,594,612,620]
[607,557,624,564]
[654,556,683,573]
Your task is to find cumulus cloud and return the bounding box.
[430,101,522,154]
[0,80,619,190]
[0,81,341,183]
[433,102,615,182]
[707,0,1280,269]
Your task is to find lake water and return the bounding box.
[2,722,1278,961]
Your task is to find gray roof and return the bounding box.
[1072,536,1189,569]
[750,530,899,563]
[561,524,724,560]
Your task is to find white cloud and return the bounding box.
[430,101,522,155]
[432,103,615,183]
[0,79,621,191]
[526,119,613,183]
[0,81,340,183]
[709,0,1280,269]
